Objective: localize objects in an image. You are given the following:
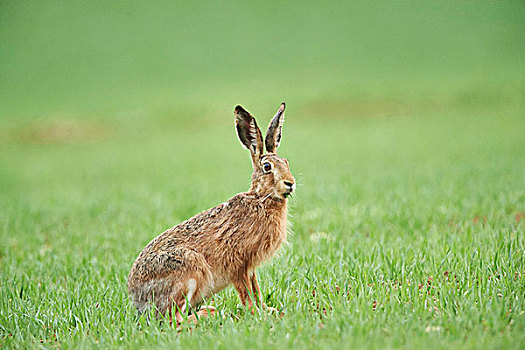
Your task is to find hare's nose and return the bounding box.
[283,181,295,191]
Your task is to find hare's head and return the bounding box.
[235,103,295,200]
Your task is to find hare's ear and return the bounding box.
[265,102,285,153]
[235,105,264,165]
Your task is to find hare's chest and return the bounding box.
[252,216,287,264]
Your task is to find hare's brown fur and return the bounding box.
[127,103,294,322]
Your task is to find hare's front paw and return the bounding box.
[266,306,279,314]
[263,304,283,316]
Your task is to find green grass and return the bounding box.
[1,1,525,349]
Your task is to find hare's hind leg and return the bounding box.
[187,305,217,324]
[146,252,212,325]
[169,251,213,325]
[166,278,198,325]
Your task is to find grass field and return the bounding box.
[1,1,525,349]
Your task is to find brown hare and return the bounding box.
[127,102,295,324]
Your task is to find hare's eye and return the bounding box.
[263,162,272,172]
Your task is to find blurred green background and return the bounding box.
[1,1,524,123]
[1,1,525,348]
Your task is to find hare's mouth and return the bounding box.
[283,192,292,198]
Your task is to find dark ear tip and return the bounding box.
[279,102,286,112]
[235,105,246,113]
